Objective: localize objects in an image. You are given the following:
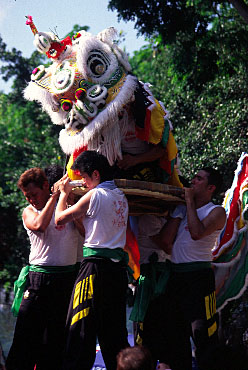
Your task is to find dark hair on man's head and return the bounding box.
[17,167,47,191]
[71,151,113,182]
[44,164,64,191]
[116,346,154,370]
[202,167,223,195]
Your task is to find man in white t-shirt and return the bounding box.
[55,150,129,370]
[145,167,226,370]
[6,167,80,370]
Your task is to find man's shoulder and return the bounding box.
[23,204,34,213]
[210,205,226,217]
[206,204,226,231]
[207,202,225,213]
[200,202,224,213]
[22,204,38,219]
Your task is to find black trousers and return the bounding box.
[62,257,129,370]
[6,270,76,370]
[142,268,220,370]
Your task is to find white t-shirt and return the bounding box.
[83,187,128,250]
[171,202,223,263]
[24,206,79,266]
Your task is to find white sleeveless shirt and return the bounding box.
[83,187,128,250]
[171,202,223,263]
[24,206,79,266]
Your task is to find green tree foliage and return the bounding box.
[108,0,212,42]
[0,25,89,286]
[126,3,248,350]
[0,92,64,284]
[0,44,65,285]
[108,0,248,39]
[129,3,248,87]
[65,24,89,39]
[128,3,248,192]
[0,35,47,101]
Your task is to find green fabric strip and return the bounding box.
[216,246,248,309]
[83,246,133,280]
[11,264,76,317]
[11,266,30,317]
[103,66,124,89]
[243,190,248,221]
[83,246,129,264]
[130,259,211,323]
[214,233,243,263]
[29,264,76,273]
[171,261,211,272]
[161,120,169,148]
[130,260,170,323]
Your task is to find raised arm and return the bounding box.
[55,176,93,226]
[23,191,59,232]
[185,188,226,240]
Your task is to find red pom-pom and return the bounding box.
[72,146,88,176]
[32,67,39,75]
[61,100,72,112]
[75,88,87,101]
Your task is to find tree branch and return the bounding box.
[229,0,248,23]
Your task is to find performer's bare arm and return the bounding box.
[117,143,165,170]
[152,217,181,254]
[73,217,85,237]
[185,188,226,240]
[65,190,85,237]
[55,175,93,226]
[23,191,59,232]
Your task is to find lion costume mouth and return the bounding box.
[59,73,137,159]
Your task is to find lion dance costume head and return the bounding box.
[24,16,182,186]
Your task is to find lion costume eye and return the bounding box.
[91,60,106,75]
[87,49,110,78]
[49,49,57,57]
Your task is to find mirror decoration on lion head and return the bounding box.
[24,16,181,185]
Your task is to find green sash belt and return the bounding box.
[11,264,76,317]
[130,257,170,323]
[83,246,129,263]
[83,246,133,279]
[130,257,211,323]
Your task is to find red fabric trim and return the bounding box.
[135,108,151,142]
[213,156,248,256]
[46,36,72,59]
[61,36,72,47]
[159,157,172,175]
[72,146,87,176]
[125,223,140,278]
